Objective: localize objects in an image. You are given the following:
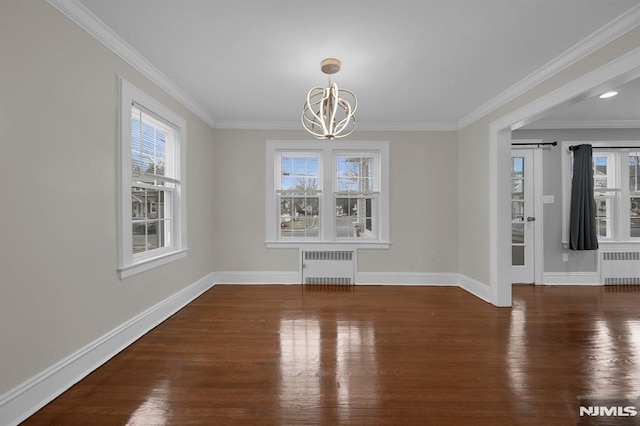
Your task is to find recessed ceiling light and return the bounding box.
[599,91,618,99]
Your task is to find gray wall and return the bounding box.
[0,0,217,395]
[513,128,640,273]
[210,129,460,274]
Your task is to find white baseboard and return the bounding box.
[212,271,491,305]
[356,272,459,286]
[458,274,492,303]
[213,270,462,287]
[213,271,300,284]
[0,273,216,426]
[542,272,601,285]
[212,271,486,300]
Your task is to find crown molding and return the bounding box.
[46,0,457,134]
[521,120,640,130]
[457,3,640,130]
[47,0,640,134]
[46,0,217,128]
[214,120,459,132]
[213,120,302,131]
[356,121,459,132]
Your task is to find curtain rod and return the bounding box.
[569,144,640,151]
[511,141,557,147]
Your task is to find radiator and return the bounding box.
[601,251,640,285]
[302,250,355,285]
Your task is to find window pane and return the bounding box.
[597,219,609,237]
[280,154,319,191]
[630,153,639,193]
[337,177,351,192]
[131,186,171,253]
[281,177,295,190]
[594,196,611,238]
[132,187,169,220]
[631,196,640,238]
[132,222,146,254]
[512,157,524,177]
[293,157,306,175]
[512,224,524,244]
[512,179,524,200]
[132,187,146,219]
[279,195,319,238]
[147,220,167,250]
[511,201,524,221]
[336,197,376,238]
[593,156,608,189]
[336,156,376,192]
[131,106,171,181]
[630,153,640,238]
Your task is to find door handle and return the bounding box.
[527,216,536,222]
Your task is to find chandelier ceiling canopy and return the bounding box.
[302,58,357,140]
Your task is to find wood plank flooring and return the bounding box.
[22,284,640,425]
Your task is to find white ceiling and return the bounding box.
[523,76,640,129]
[76,0,640,130]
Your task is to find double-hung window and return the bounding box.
[562,141,640,245]
[277,152,322,239]
[266,141,389,247]
[118,78,187,278]
[335,153,379,239]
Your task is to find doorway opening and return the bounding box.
[490,48,640,307]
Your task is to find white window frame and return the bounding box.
[265,140,390,249]
[276,150,323,240]
[118,77,188,278]
[334,151,381,240]
[561,140,640,249]
[592,152,616,240]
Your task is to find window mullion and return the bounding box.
[323,147,334,241]
[619,152,631,240]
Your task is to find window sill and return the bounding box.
[119,248,189,279]
[265,240,391,250]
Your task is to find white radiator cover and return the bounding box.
[601,251,640,285]
[302,250,355,285]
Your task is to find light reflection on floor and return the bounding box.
[126,379,170,426]
[507,304,528,394]
[278,317,321,411]
[278,316,378,422]
[590,319,619,398]
[336,319,377,423]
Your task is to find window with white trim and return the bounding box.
[335,153,379,239]
[277,152,321,239]
[266,141,389,247]
[118,78,187,278]
[562,141,640,245]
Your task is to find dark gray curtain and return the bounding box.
[569,144,599,250]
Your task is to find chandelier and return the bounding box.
[302,58,357,140]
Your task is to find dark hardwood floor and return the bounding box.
[22,284,640,425]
